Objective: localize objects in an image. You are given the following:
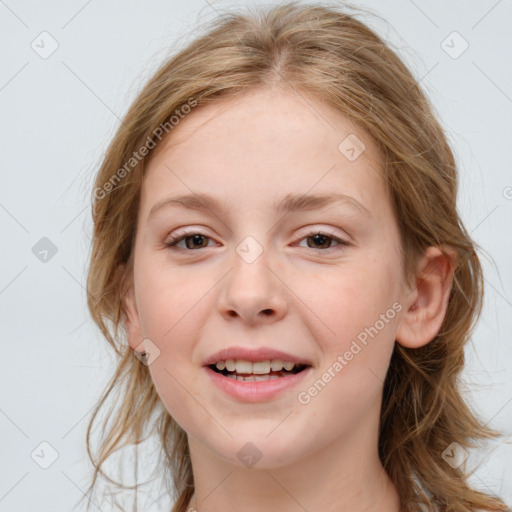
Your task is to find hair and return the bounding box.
[82,2,509,511]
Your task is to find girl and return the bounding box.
[83,2,510,511]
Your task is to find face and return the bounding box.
[125,86,410,470]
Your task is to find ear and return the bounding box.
[395,246,457,349]
[117,262,144,352]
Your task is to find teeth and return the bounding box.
[252,361,271,374]
[253,374,272,381]
[225,373,281,381]
[215,359,299,374]
[233,374,281,381]
[271,359,284,372]
[235,360,253,374]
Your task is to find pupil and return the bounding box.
[310,234,329,249]
[186,235,206,249]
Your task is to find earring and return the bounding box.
[134,350,148,364]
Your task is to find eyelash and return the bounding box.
[164,230,350,252]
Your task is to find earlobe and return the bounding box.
[395,246,457,349]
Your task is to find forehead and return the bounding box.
[140,87,388,219]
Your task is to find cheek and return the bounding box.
[293,254,400,401]
[134,258,218,425]
[135,253,211,339]
[138,298,206,432]
[295,254,400,341]
[296,304,398,436]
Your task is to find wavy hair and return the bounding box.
[82,2,509,511]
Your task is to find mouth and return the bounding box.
[204,356,314,402]
[207,360,311,382]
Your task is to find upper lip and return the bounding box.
[203,346,313,366]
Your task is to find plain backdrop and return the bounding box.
[1,0,511,511]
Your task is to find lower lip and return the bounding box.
[204,366,312,403]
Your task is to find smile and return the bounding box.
[204,361,312,402]
[209,359,309,381]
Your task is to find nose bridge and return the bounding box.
[218,233,287,324]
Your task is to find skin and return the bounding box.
[122,86,455,512]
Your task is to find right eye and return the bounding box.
[164,231,217,251]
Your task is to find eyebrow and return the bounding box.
[148,192,372,219]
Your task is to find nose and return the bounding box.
[217,250,288,326]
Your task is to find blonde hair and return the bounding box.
[83,2,509,511]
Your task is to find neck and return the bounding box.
[187,455,399,512]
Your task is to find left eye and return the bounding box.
[296,231,349,251]
[164,231,349,251]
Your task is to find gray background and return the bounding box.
[1,0,511,511]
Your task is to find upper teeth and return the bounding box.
[215,359,297,374]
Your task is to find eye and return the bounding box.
[164,231,216,250]
[295,231,350,251]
